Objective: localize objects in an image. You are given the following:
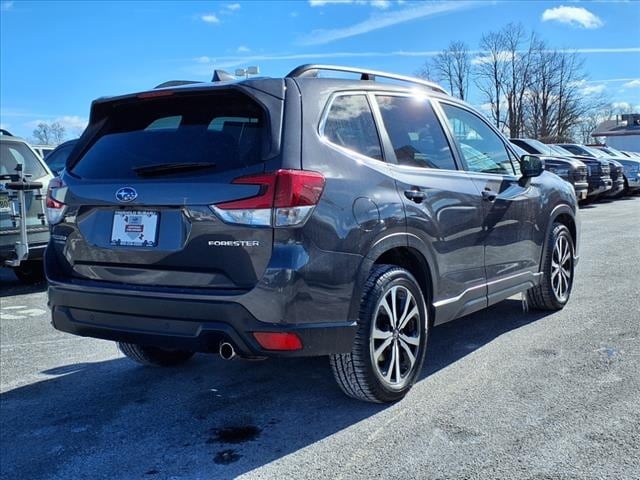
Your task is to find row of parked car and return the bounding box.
[1,128,638,286]
[510,138,640,202]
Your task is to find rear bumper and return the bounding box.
[48,282,357,357]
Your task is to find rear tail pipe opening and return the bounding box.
[219,342,237,360]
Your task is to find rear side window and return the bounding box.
[0,141,49,179]
[322,95,382,160]
[71,92,267,179]
[376,95,457,170]
[45,143,75,174]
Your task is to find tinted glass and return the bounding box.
[559,145,592,157]
[0,141,49,179]
[71,92,266,179]
[323,95,382,160]
[441,104,514,175]
[510,139,537,154]
[376,95,457,170]
[45,144,75,174]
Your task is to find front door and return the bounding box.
[437,102,541,303]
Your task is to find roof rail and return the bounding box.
[286,64,448,95]
[0,128,13,136]
[154,80,201,89]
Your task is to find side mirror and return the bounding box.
[520,155,545,178]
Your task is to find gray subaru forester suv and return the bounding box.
[46,65,580,403]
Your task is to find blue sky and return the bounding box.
[1,0,639,140]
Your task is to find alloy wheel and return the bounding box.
[370,285,421,390]
[551,235,572,302]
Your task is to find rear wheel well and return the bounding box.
[374,247,433,317]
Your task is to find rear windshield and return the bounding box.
[1,141,49,179]
[71,91,267,179]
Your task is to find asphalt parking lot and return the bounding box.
[1,195,639,480]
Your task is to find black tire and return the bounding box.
[526,222,574,310]
[117,342,194,367]
[13,261,45,284]
[330,265,429,403]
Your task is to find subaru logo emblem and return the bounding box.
[115,187,138,203]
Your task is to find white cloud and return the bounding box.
[370,0,391,9]
[300,1,475,45]
[622,79,640,89]
[188,49,443,71]
[541,6,603,29]
[226,3,241,10]
[1,1,14,11]
[186,46,639,72]
[200,14,220,24]
[471,51,514,65]
[612,101,630,110]
[580,84,606,96]
[309,0,390,7]
[290,11,299,17]
[237,46,251,53]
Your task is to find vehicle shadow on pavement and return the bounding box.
[0,268,47,297]
[0,299,549,480]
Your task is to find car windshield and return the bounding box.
[549,145,574,156]
[1,141,49,179]
[525,139,555,156]
[583,146,609,159]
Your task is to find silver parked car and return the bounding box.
[1,131,54,283]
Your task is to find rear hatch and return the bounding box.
[49,85,285,290]
[1,140,51,240]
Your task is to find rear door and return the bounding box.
[436,101,542,301]
[52,88,282,290]
[371,93,488,320]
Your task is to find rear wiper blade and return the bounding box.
[132,162,216,177]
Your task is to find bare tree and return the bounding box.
[524,47,592,141]
[32,121,65,145]
[430,41,471,100]
[474,31,508,130]
[502,24,540,138]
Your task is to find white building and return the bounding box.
[592,114,640,151]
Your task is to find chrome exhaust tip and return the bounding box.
[219,342,237,360]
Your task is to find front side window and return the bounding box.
[375,95,457,170]
[323,95,382,160]
[440,103,515,175]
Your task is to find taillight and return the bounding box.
[211,170,325,227]
[46,177,67,225]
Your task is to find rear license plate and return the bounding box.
[0,196,9,212]
[111,211,158,247]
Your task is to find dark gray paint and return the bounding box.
[47,74,580,356]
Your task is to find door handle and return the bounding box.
[404,189,427,203]
[482,189,497,202]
